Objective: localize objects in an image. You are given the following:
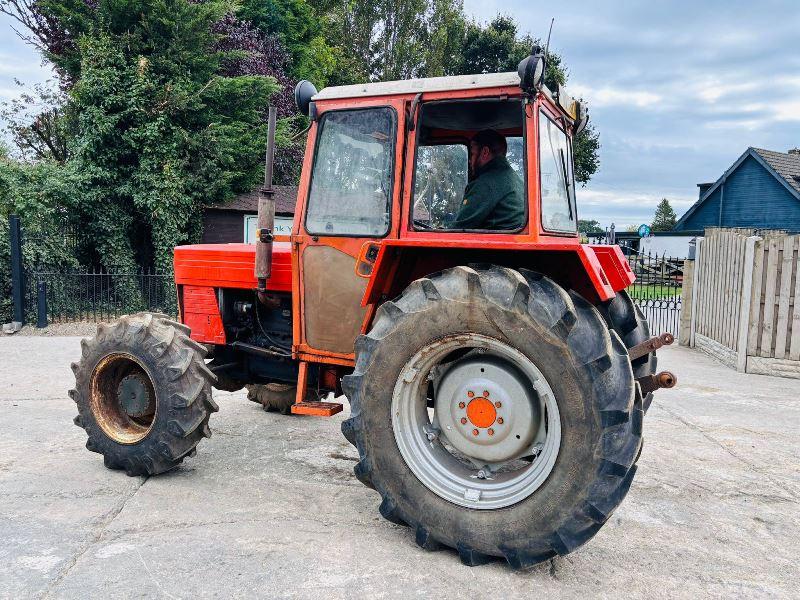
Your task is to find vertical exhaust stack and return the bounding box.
[255,107,277,303]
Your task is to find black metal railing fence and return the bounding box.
[23,267,177,324]
[624,251,684,337]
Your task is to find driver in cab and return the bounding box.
[448,129,525,230]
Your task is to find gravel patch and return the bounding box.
[6,322,101,337]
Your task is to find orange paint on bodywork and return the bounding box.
[172,83,635,370]
[181,285,226,344]
[174,242,292,292]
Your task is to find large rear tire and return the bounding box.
[70,313,218,476]
[342,266,641,569]
[599,290,658,413]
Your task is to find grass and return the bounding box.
[628,284,682,300]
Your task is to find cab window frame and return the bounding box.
[408,97,528,234]
[304,105,398,239]
[537,107,578,236]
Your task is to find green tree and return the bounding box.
[309,0,467,83]
[238,0,338,86]
[0,156,82,321]
[309,6,600,183]
[67,28,277,277]
[0,80,72,162]
[651,198,677,231]
[578,219,603,234]
[2,0,280,294]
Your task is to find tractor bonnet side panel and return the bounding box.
[173,242,292,344]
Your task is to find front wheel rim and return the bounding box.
[90,353,157,444]
[391,334,562,510]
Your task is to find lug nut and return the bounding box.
[460,417,467,425]
[494,401,502,408]
[467,391,475,398]
[472,429,479,436]
[458,401,465,409]
[488,428,494,436]
[483,390,490,397]
[497,417,504,424]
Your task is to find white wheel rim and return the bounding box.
[391,334,562,510]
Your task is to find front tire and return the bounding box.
[342,266,641,568]
[70,313,218,476]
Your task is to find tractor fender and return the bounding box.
[360,242,633,309]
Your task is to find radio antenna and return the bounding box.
[544,18,554,60]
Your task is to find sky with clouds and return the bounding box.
[2,2,800,228]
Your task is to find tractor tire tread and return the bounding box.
[598,290,658,414]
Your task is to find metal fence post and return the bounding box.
[9,214,25,325]
[37,280,48,328]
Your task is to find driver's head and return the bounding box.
[470,129,507,175]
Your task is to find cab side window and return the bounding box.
[306,108,395,236]
[539,111,577,233]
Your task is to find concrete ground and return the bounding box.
[0,336,797,599]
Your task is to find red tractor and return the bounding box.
[70,50,676,569]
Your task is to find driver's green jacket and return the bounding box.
[449,155,525,230]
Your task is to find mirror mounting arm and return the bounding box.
[407,93,423,133]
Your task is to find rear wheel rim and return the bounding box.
[391,334,561,510]
[90,353,157,444]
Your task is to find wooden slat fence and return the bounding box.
[689,228,800,378]
[747,233,800,373]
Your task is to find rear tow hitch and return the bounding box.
[637,371,677,394]
[628,332,674,361]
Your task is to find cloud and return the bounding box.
[569,84,662,109]
[577,188,696,228]
[465,0,800,226]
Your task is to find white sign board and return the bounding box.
[244,215,294,243]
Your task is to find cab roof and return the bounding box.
[312,72,521,101]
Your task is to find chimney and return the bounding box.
[789,148,800,155]
[697,182,713,199]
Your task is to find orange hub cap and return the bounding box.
[466,397,497,429]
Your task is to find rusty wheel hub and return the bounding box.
[90,353,157,444]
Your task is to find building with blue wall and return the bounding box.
[675,148,800,232]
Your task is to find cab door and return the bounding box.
[292,101,405,363]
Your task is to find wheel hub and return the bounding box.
[118,373,153,418]
[90,353,157,444]
[466,396,496,429]
[435,356,540,464]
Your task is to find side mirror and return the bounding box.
[574,101,589,136]
[517,53,545,94]
[294,80,318,116]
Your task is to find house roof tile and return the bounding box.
[752,148,800,194]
